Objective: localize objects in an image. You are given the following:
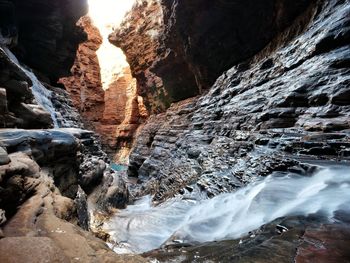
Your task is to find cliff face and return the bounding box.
[97,67,148,163]
[59,16,105,129]
[124,2,350,258]
[110,0,314,113]
[0,0,89,129]
[109,0,166,113]
[59,15,148,162]
[0,1,137,260]
[7,0,88,83]
[128,0,350,202]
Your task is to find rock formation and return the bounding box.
[0,1,139,261]
[108,0,350,260]
[0,47,53,129]
[58,16,105,131]
[0,129,144,262]
[110,0,315,112]
[126,0,350,202]
[1,0,350,261]
[8,0,88,83]
[60,13,148,163]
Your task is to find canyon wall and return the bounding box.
[58,16,105,131]
[110,0,315,112]
[0,1,139,261]
[60,14,148,163]
[124,0,350,202]
[8,0,88,83]
[124,2,350,259]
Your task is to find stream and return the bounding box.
[105,166,350,254]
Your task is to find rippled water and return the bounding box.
[105,167,350,253]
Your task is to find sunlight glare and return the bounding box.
[87,0,136,90]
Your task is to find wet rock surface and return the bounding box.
[111,0,314,112]
[0,47,53,129]
[147,213,350,263]
[120,0,350,260]
[0,128,139,262]
[129,0,350,203]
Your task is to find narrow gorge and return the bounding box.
[0,0,349,262]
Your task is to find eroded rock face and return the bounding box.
[110,0,166,113]
[60,15,148,163]
[59,16,105,130]
[0,47,54,129]
[0,0,90,129]
[0,134,145,262]
[4,0,88,83]
[99,67,148,163]
[128,0,350,202]
[110,0,314,112]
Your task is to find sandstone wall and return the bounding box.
[60,15,148,163]
[59,16,105,130]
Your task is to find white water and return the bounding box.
[105,167,350,253]
[1,47,59,127]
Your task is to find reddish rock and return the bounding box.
[60,17,148,162]
[59,16,105,129]
[97,67,148,163]
[109,0,166,113]
[296,224,350,263]
[110,0,314,113]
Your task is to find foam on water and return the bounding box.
[1,46,59,127]
[105,167,350,253]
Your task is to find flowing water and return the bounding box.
[105,167,350,254]
[1,46,59,127]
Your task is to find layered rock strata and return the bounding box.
[60,15,148,163]
[58,16,105,131]
[128,0,350,203]
[0,47,53,129]
[110,0,315,112]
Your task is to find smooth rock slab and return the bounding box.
[0,237,70,263]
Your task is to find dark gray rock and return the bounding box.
[128,0,350,203]
[0,88,7,114]
[3,0,88,83]
[3,79,32,100]
[0,209,6,225]
[0,147,9,165]
[75,186,89,231]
